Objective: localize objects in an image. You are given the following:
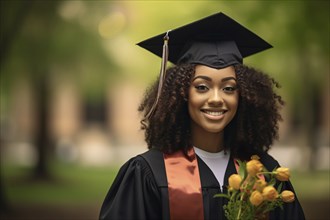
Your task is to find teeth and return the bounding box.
[205,111,224,116]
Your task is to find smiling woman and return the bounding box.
[99,12,305,220]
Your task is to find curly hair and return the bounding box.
[138,64,284,160]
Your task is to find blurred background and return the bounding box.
[0,1,329,220]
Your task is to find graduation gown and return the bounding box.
[99,149,305,220]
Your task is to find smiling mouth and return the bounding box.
[201,110,227,116]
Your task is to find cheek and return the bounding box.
[188,91,201,117]
[188,90,203,109]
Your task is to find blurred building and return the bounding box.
[1,78,146,167]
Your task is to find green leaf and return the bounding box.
[277,182,283,192]
[214,193,230,199]
[268,177,276,186]
[237,160,247,180]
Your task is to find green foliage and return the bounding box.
[224,194,255,220]
[1,1,118,102]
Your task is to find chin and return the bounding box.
[202,126,225,134]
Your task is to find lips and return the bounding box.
[201,109,227,120]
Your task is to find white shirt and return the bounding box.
[194,147,230,187]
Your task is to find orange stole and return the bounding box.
[163,148,204,220]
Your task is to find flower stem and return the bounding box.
[236,192,244,220]
[259,171,275,175]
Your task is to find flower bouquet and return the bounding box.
[215,155,295,220]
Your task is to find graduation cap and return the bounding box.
[137,12,272,118]
[137,12,272,69]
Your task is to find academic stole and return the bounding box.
[163,148,204,220]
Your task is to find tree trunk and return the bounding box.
[33,75,51,180]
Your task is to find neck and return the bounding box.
[191,126,224,153]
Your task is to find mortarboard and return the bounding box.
[137,12,272,118]
[137,12,272,69]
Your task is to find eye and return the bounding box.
[195,85,209,92]
[223,86,237,93]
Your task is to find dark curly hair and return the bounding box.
[138,64,284,160]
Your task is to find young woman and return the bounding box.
[99,12,305,220]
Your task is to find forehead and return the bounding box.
[194,65,236,79]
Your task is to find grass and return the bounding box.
[290,170,330,200]
[2,162,329,206]
[2,162,120,206]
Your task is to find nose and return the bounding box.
[208,89,224,106]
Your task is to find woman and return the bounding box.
[99,12,305,220]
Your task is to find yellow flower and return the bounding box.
[251,155,260,160]
[281,190,295,203]
[228,186,234,191]
[228,174,242,190]
[255,179,267,192]
[246,159,263,176]
[250,191,264,206]
[262,186,279,201]
[275,167,290,181]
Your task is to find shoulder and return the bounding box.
[117,148,165,181]
[139,148,167,187]
[122,148,162,165]
[114,150,153,180]
[139,148,164,161]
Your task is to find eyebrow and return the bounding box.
[192,75,237,82]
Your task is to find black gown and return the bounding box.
[99,149,305,220]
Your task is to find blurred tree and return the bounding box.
[289,1,329,170]
[14,0,65,180]
[1,0,117,180]
[0,0,33,212]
